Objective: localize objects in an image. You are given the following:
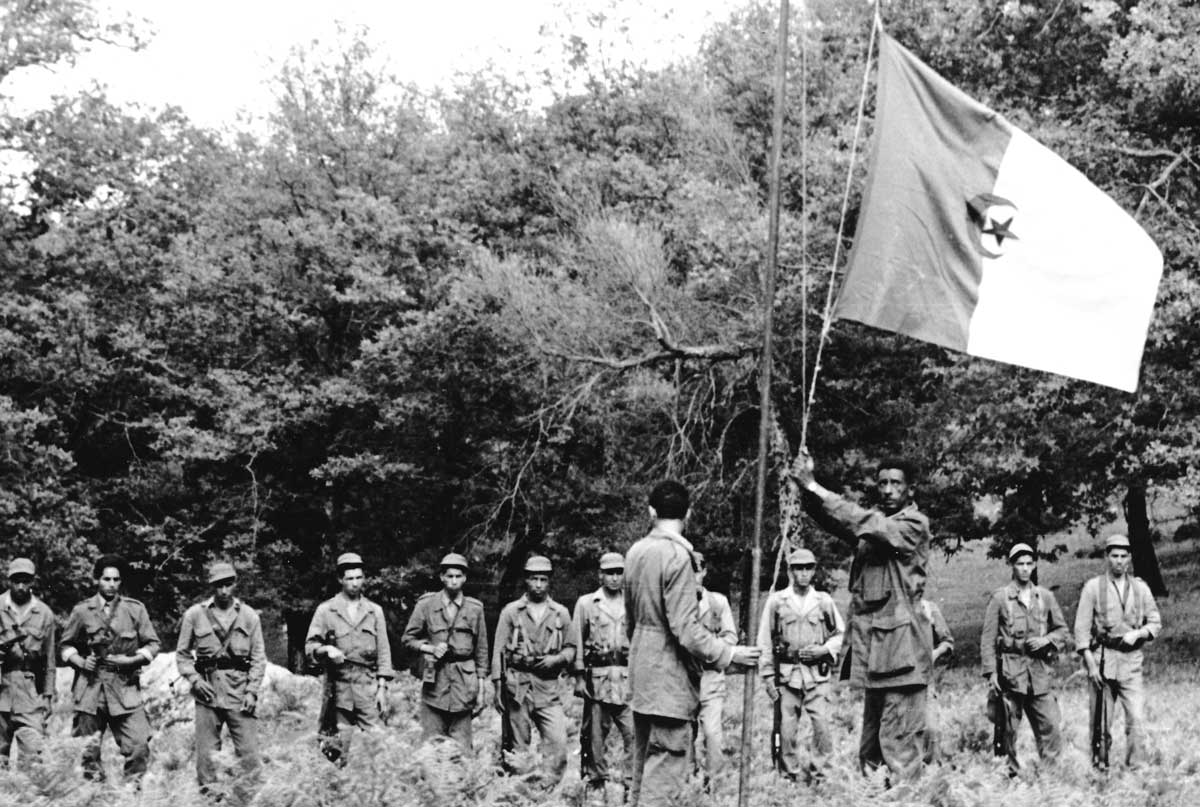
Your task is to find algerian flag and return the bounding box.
[836,33,1162,392]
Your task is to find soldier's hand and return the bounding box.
[730,645,762,667]
[1119,629,1142,647]
[322,645,346,665]
[242,692,258,716]
[1024,636,1051,653]
[192,678,217,703]
[795,450,816,487]
[493,682,504,713]
[988,672,1001,693]
[374,682,388,717]
[763,678,780,703]
[431,642,449,661]
[573,675,588,699]
[531,653,559,673]
[473,679,489,716]
[796,645,828,664]
[1086,662,1104,686]
[70,654,98,673]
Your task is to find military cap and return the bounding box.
[336,552,364,569]
[440,552,468,570]
[788,548,816,566]
[207,561,237,584]
[7,558,35,578]
[1104,534,1131,551]
[1007,543,1035,563]
[524,555,553,573]
[599,552,624,571]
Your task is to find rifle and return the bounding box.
[770,609,783,773]
[1090,647,1110,770]
[316,629,343,765]
[990,645,1007,759]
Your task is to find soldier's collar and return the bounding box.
[89,593,120,609]
[650,523,693,550]
[441,591,464,608]
[202,596,242,610]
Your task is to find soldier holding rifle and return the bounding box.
[0,558,56,769]
[401,552,490,750]
[492,555,578,788]
[176,561,266,803]
[979,543,1068,773]
[572,551,633,803]
[305,552,394,764]
[61,553,161,782]
[756,547,844,781]
[1073,534,1161,770]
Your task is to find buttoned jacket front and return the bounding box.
[402,591,489,712]
[176,597,268,710]
[305,594,395,711]
[60,594,161,715]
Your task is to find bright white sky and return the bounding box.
[4,0,744,130]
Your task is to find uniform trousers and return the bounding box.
[859,685,926,782]
[581,697,633,788]
[630,711,693,807]
[195,701,260,804]
[1090,673,1146,768]
[996,687,1061,770]
[73,706,152,780]
[502,692,568,786]
[778,682,832,777]
[0,709,45,766]
[418,702,473,749]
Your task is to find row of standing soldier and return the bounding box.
[0,461,1163,803]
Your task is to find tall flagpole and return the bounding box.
[738,1,789,805]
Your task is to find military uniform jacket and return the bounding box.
[0,592,56,714]
[305,594,395,711]
[822,496,933,690]
[756,587,845,690]
[980,583,1067,695]
[401,591,489,712]
[492,595,577,708]
[176,597,267,710]
[61,594,161,716]
[1072,573,1161,681]
[572,588,630,706]
[624,525,734,721]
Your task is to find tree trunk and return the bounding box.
[1124,482,1168,597]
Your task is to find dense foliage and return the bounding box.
[1,0,1197,628]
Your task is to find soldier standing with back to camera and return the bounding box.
[756,547,845,781]
[401,552,490,750]
[176,561,267,803]
[979,543,1068,773]
[572,551,633,803]
[60,553,161,783]
[493,554,578,788]
[305,552,394,763]
[1073,534,1161,770]
[0,558,56,769]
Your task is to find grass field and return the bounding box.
[2,525,1197,807]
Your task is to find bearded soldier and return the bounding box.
[401,552,489,749]
[757,548,845,780]
[0,558,56,768]
[573,551,633,803]
[493,555,578,788]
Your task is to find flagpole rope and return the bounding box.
[799,10,882,450]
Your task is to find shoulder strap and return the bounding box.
[205,605,239,658]
[1097,576,1110,630]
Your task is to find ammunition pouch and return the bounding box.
[583,649,628,668]
[998,639,1056,660]
[506,653,558,676]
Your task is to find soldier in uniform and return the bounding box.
[1073,534,1161,769]
[305,552,394,763]
[797,453,932,782]
[572,551,633,802]
[624,481,760,807]
[401,552,489,750]
[980,543,1069,772]
[0,558,56,768]
[492,555,577,788]
[60,553,161,782]
[693,551,736,783]
[756,547,845,780]
[176,561,267,803]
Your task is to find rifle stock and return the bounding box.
[991,645,1007,759]
[1091,648,1110,770]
